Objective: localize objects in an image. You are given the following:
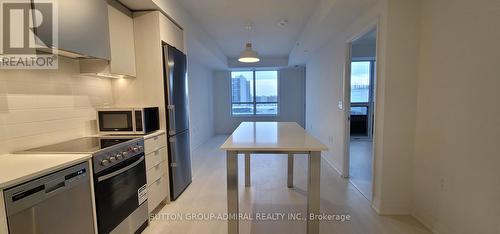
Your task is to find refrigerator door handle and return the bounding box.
[169,136,177,168]
[167,105,176,135]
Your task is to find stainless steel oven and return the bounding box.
[93,139,148,234]
[19,137,149,234]
[97,107,159,135]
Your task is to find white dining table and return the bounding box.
[220,122,328,234]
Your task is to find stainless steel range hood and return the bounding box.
[36,47,91,59]
[79,0,137,79]
[32,0,111,60]
[80,59,133,79]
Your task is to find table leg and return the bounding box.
[227,151,239,234]
[287,153,294,188]
[245,153,250,187]
[307,151,321,234]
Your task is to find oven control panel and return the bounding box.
[93,139,144,174]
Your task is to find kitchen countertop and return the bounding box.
[143,130,166,139]
[0,153,92,189]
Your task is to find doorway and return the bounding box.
[345,27,377,201]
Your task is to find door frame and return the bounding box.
[342,21,379,202]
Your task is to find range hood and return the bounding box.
[38,48,128,79]
[37,47,91,59]
[80,59,133,79]
[79,1,137,79]
[32,0,111,61]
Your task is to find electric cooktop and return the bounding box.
[18,136,141,154]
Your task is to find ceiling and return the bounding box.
[177,0,320,58]
[289,0,379,64]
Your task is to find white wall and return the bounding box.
[304,0,385,203]
[303,0,421,215]
[305,37,348,173]
[213,67,305,134]
[188,57,214,149]
[412,0,500,233]
[0,57,113,155]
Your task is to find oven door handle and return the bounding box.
[97,156,145,182]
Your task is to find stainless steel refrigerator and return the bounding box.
[162,44,192,201]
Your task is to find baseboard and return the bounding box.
[371,196,382,214]
[320,152,345,177]
[412,213,438,234]
[375,203,412,215]
[371,204,381,214]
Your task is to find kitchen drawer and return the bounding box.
[145,147,166,170]
[146,161,165,185]
[145,133,166,154]
[148,175,168,213]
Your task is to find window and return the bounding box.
[350,61,372,103]
[231,70,278,116]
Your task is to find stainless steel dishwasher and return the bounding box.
[3,162,95,234]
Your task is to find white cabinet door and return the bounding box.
[159,14,184,52]
[108,2,136,77]
[147,176,168,213]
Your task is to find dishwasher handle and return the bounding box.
[45,178,66,194]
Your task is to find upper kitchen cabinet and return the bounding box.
[159,15,184,53]
[80,1,137,78]
[32,0,111,59]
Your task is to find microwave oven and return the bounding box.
[97,107,159,135]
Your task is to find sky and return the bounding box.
[232,71,278,96]
[351,61,370,86]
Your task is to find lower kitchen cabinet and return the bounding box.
[144,132,169,214]
[147,174,168,214]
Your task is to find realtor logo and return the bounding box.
[0,0,58,69]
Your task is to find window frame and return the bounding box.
[349,59,376,139]
[230,70,280,117]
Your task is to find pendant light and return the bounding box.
[238,23,260,63]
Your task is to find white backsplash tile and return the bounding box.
[0,57,114,155]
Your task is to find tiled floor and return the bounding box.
[349,139,373,201]
[143,136,430,234]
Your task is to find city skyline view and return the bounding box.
[231,71,278,115]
